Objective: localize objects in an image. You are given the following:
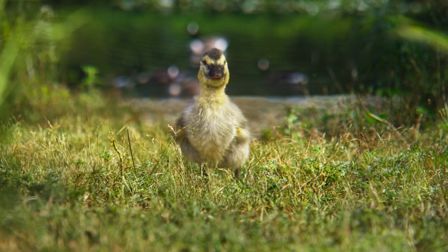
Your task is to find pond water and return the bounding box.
[60,9,396,97]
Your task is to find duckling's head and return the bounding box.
[198,48,229,89]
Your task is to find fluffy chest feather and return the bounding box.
[186,104,237,161]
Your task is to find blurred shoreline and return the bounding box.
[128,95,361,136]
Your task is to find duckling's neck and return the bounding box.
[197,84,228,107]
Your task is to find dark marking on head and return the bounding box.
[205,48,223,60]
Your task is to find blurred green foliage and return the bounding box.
[32,0,448,17]
[1,0,447,121]
[0,0,85,123]
[81,65,100,89]
[395,18,448,53]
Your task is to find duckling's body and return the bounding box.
[175,48,250,171]
[177,93,250,167]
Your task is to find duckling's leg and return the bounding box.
[200,163,208,177]
[221,127,250,176]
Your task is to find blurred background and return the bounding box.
[1,0,447,113]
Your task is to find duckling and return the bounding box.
[175,48,250,174]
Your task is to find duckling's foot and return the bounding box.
[200,163,208,177]
[233,168,241,178]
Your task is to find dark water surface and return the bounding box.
[60,9,400,97]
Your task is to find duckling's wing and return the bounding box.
[221,109,251,170]
[228,102,251,143]
[175,113,202,163]
[236,119,251,144]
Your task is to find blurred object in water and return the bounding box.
[213,37,229,51]
[169,82,182,96]
[128,66,199,97]
[187,22,199,35]
[149,68,173,85]
[179,78,199,96]
[113,75,134,89]
[136,72,151,85]
[189,36,228,65]
[167,65,180,79]
[190,39,204,54]
[287,72,308,86]
[257,58,270,71]
[167,74,199,97]
[268,71,309,95]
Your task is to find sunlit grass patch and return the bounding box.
[1,92,447,251]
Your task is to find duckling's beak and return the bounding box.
[206,64,225,80]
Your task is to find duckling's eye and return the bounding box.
[201,60,207,65]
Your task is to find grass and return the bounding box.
[0,88,447,251]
